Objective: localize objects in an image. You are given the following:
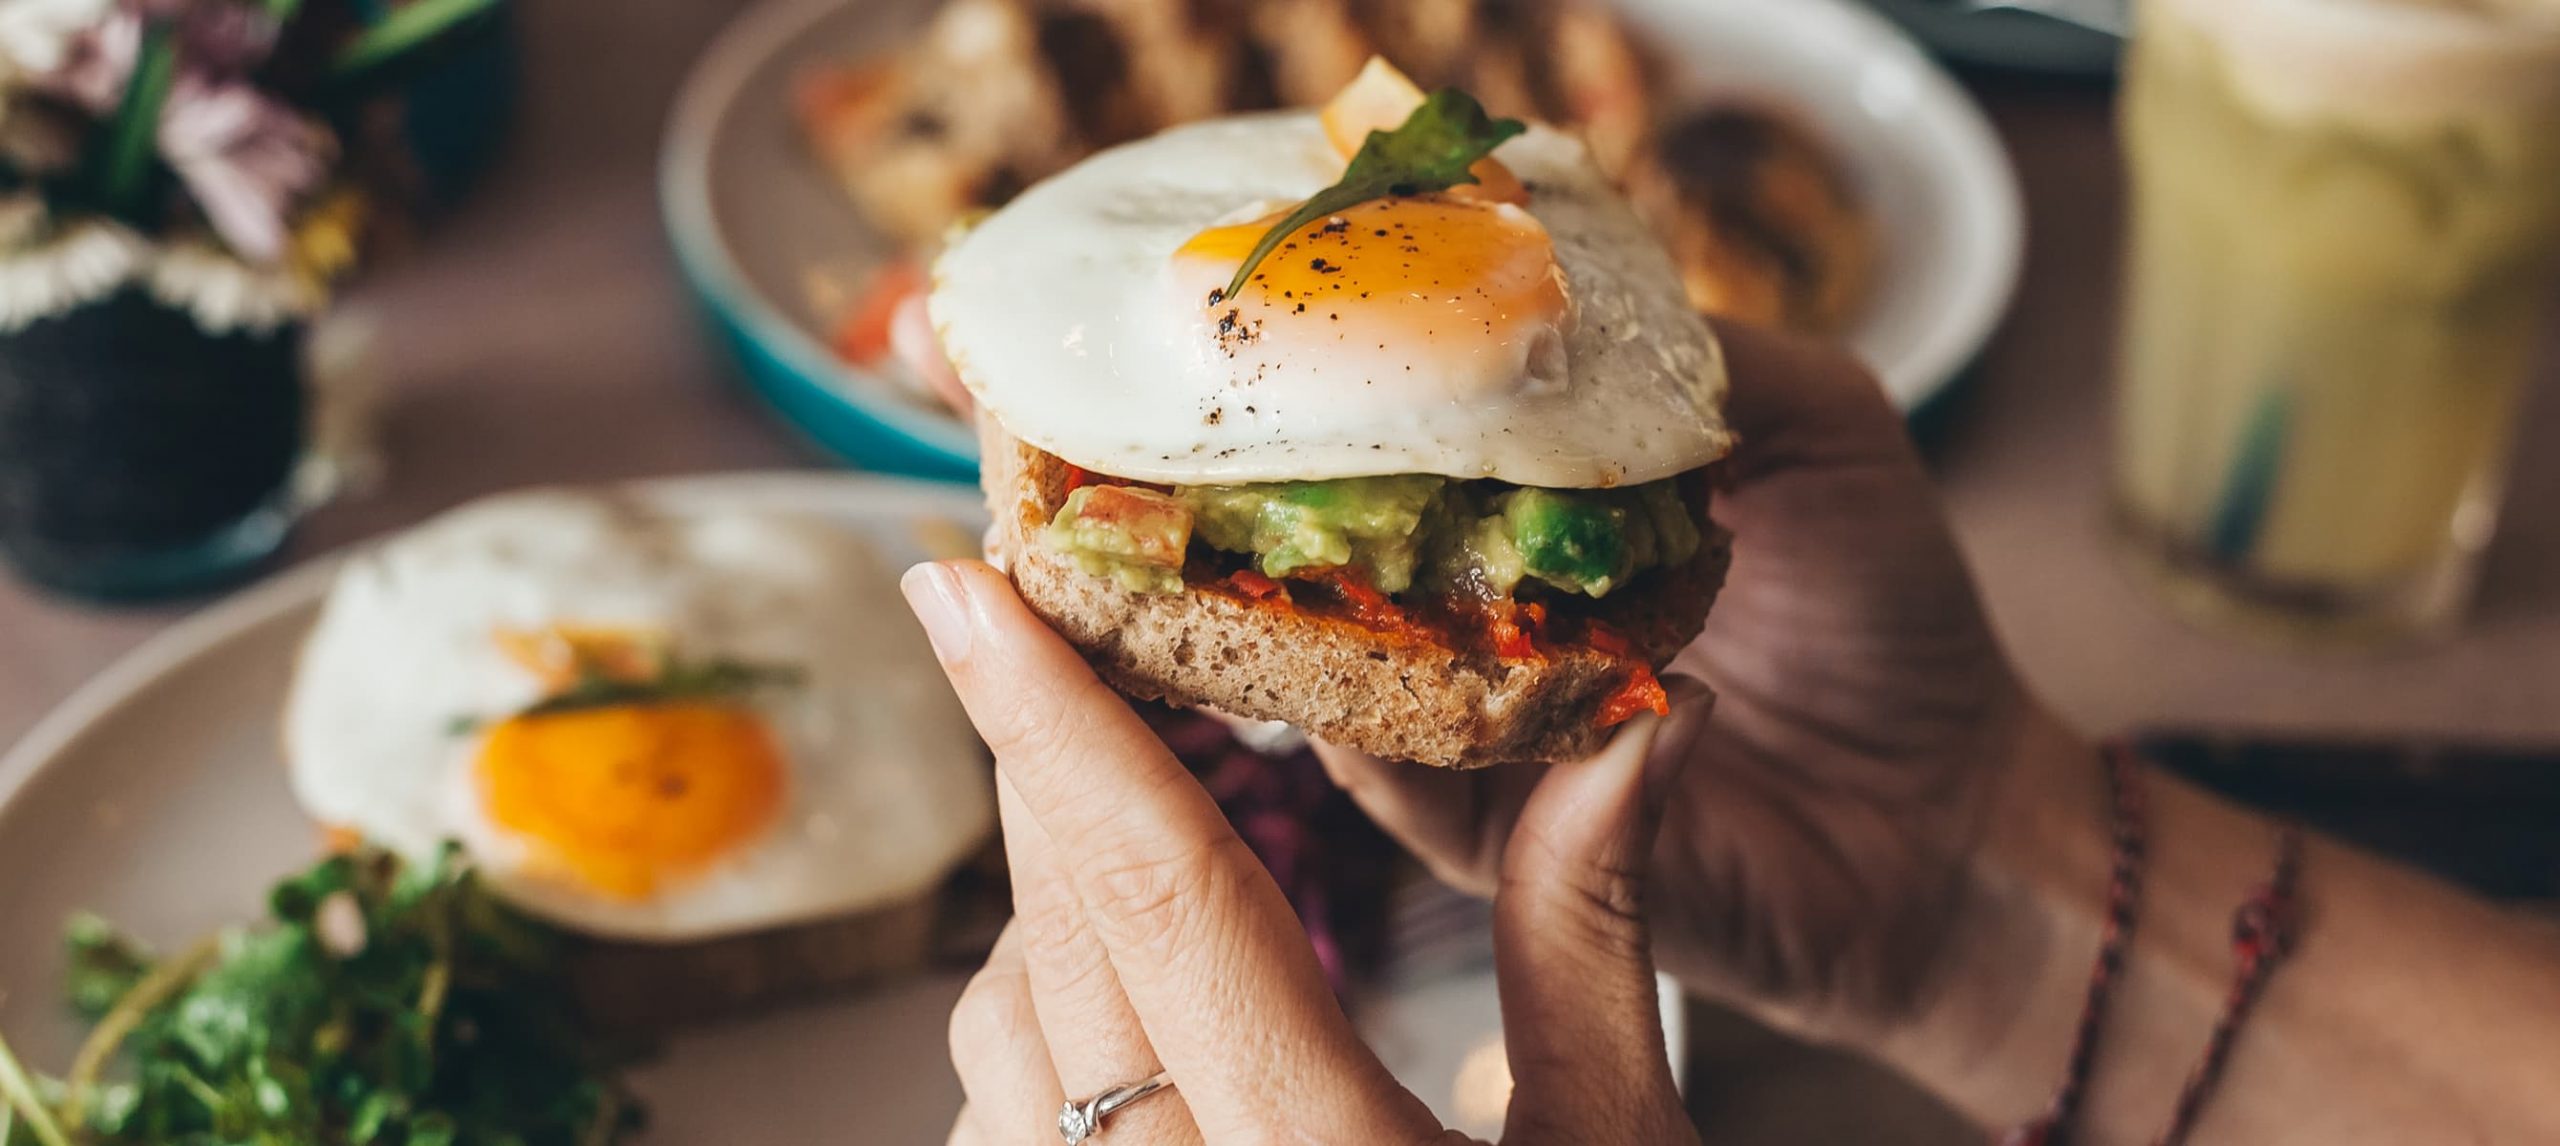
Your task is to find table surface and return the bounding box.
[0,3,2553,1138]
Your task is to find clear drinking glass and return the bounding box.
[2113,0,2560,643]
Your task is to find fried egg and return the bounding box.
[930,110,1731,488]
[282,492,992,943]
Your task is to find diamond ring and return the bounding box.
[1057,1071,1174,1144]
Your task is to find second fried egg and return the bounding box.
[282,492,992,943]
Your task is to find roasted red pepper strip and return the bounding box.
[1596,663,1671,726]
[1228,568,1290,601]
[1490,600,1546,659]
[1583,621,1667,726]
[827,258,926,367]
[1317,569,1406,629]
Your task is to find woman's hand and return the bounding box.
[903,559,1704,1145]
[1315,323,2049,1048]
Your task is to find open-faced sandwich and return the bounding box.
[799,0,1871,399]
[281,491,995,1029]
[936,64,1735,769]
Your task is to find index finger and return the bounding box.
[901,559,1432,1142]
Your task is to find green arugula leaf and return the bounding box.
[10,848,644,1145]
[1220,88,1525,303]
[448,658,804,734]
[513,659,804,721]
[63,915,152,1022]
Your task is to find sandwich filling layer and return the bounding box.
[1047,471,1700,601]
[1027,448,1716,727]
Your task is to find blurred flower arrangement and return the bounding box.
[0,0,499,336]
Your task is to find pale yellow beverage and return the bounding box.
[2116,0,2560,642]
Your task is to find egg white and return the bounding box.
[930,112,1733,488]
[282,491,993,943]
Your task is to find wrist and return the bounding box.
[1869,701,2113,1125]
[1880,712,2297,1138]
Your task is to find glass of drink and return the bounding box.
[2113,0,2560,643]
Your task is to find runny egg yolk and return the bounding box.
[474,702,785,900]
[1171,193,1574,406]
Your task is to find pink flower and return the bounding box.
[158,77,332,263]
[23,2,330,262]
[173,1,277,77]
[0,0,114,79]
[33,5,136,110]
[35,1,273,105]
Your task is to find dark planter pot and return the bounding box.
[0,291,307,601]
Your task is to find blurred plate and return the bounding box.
[0,472,1681,1144]
[662,0,2023,477]
[1615,0,2025,415]
[1861,0,2123,78]
[663,0,969,480]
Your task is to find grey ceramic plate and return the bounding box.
[0,472,1680,1143]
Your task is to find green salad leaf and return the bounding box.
[0,846,643,1146]
[447,657,805,735]
[517,658,805,721]
[1219,88,1526,303]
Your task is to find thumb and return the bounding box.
[1495,679,1711,1145]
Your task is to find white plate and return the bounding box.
[1613,0,2025,411]
[0,472,1681,1143]
[663,0,2026,475]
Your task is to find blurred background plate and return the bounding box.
[660,0,2024,479]
[1862,0,2123,78]
[662,0,968,480]
[0,471,1682,1144]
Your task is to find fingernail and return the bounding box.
[900,561,972,664]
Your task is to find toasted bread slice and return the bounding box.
[566,843,1011,1034]
[979,420,1729,768]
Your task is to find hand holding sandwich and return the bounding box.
[1313,321,2025,1052]
[905,558,1704,1145]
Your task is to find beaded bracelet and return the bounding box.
[2000,741,2305,1146]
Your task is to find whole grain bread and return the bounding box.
[567,843,1011,1034]
[980,420,1729,768]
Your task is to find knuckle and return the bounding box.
[1080,832,1251,959]
[948,965,1032,1066]
[1505,830,1652,963]
[975,684,1084,763]
[1011,887,1091,954]
[975,675,1125,769]
[1028,923,1125,1002]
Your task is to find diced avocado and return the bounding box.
[1620,482,1702,572]
[1180,475,1446,592]
[1049,469,1699,603]
[1418,484,1531,599]
[1499,487,1633,597]
[1045,485,1193,594]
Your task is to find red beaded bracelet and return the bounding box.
[2000,741,2305,1146]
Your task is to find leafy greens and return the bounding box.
[1219,88,1527,303]
[0,846,643,1146]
